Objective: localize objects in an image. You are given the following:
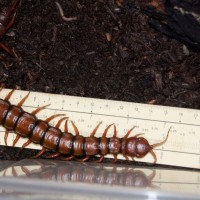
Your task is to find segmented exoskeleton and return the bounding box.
[0,88,171,163]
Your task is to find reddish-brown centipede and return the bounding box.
[0,89,171,163]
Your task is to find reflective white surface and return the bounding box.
[0,159,199,200]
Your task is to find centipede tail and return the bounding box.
[0,89,171,163]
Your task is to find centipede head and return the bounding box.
[125,137,152,158]
[124,127,171,163]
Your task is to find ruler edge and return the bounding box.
[2,88,199,113]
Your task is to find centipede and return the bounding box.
[0,88,171,163]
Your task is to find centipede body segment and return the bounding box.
[0,88,171,163]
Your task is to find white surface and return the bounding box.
[0,159,199,200]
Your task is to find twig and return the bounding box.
[55,2,77,22]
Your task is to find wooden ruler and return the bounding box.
[0,89,200,169]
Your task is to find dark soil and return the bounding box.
[0,0,200,164]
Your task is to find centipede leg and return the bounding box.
[4,129,9,146]
[60,155,74,161]
[21,166,32,176]
[113,124,117,137]
[17,92,30,107]
[11,166,18,176]
[64,118,69,132]
[12,135,21,146]
[31,104,50,115]
[31,147,46,159]
[95,155,104,163]
[111,125,119,163]
[90,122,102,137]
[102,123,114,137]
[113,154,118,163]
[45,152,61,159]
[45,114,65,123]
[124,126,136,139]
[71,121,80,136]
[149,149,157,164]
[4,89,15,101]
[76,155,90,162]
[123,155,130,162]
[21,139,32,149]
[130,156,134,161]
[55,117,68,128]
[0,43,17,58]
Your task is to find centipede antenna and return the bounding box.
[151,126,172,148]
